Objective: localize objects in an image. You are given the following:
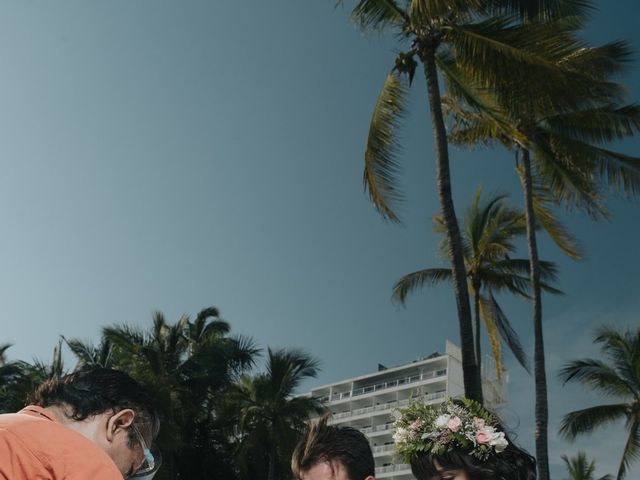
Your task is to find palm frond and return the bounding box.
[487,291,530,372]
[524,165,585,259]
[559,403,629,440]
[558,40,633,81]
[542,132,640,198]
[561,451,600,480]
[483,0,594,23]
[542,104,640,145]
[529,140,608,219]
[559,359,635,398]
[478,294,504,380]
[343,0,408,30]
[392,268,453,304]
[593,326,639,391]
[364,71,409,223]
[409,0,478,24]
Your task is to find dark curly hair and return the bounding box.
[409,402,536,480]
[31,366,160,444]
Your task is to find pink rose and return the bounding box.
[410,419,423,430]
[447,416,462,432]
[476,430,490,444]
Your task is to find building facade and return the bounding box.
[306,341,505,480]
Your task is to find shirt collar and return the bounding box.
[18,405,58,422]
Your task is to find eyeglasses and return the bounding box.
[127,424,158,479]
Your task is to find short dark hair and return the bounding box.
[31,367,160,443]
[292,414,375,480]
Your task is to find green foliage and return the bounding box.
[364,71,409,223]
[102,307,259,480]
[559,326,640,480]
[393,189,561,378]
[225,348,324,480]
[562,451,614,480]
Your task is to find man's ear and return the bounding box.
[106,409,135,442]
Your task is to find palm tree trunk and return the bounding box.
[422,48,482,403]
[519,149,550,480]
[472,281,482,369]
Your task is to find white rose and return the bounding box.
[489,431,509,453]
[434,414,451,429]
[393,427,408,443]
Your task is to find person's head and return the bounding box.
[31,366,160,479]
[292,414,375,480]
[394,398,536,480]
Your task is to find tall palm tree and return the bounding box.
[104,307,259,480]
[337,0,590,403]
[393,189,561,380]
[562,452,613,480]
[559,326,640,480]
[440,18,639,474]
[228,348,324,480]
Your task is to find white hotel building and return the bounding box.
[305,341,505,480]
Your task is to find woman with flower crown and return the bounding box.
[392,397,536,480]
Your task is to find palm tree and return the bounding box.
[63,337,114,368]
[439,18,640,474]
[104,307,259,480]
[337,0,591,403]
[393,189,561,381]
[0,344,30,413]
[0,341,68,413]
[228,348,324,480]
[29,339,66,382]
[562,452,613,480]
[559,326,640,480]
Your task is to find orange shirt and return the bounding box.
[0,405,123,480]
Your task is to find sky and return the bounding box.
[0,1,638,478]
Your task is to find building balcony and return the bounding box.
[371,444,396,456]
[375,464,411,478]
[332,391,446,423]
[317,369,447,404]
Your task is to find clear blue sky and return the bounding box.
[0,1,637,478]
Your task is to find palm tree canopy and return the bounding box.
[102,307,259,480]
[339,0,618,222]
[562,451,614,480]
[559,326,640,480]
[392,189,561,375]
[228,348,323,480]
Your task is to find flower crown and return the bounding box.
[392,397,509,462]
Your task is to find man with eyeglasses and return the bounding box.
[0,367,160,479]
[292,415,376,480]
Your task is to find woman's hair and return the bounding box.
[407,400,536,480]
[409,433,536,480]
